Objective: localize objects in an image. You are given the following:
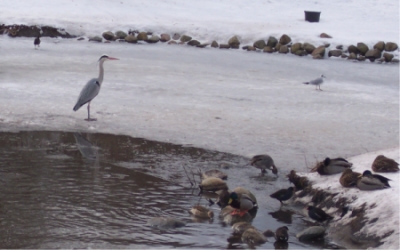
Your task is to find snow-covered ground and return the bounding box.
[0,0,399,249]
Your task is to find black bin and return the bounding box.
[304,11,321,22]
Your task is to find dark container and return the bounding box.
[304,11,321,22]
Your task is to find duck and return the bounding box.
[314,157,352,175]
[241,227,267,246]
[286,170,309,190]
[34,35,40,49]
[189,205,214,219]
[201,169,228,180]
[306,206,333,222]
[357,170,391,190]
[217,187,258,210]
[232,222,255,234]
[270,187,294,205]
[250,154,278,174]
[228,192,255,217]
[275,226,289,242]
[198,177,228,193]
[339,169,361,188]
[371,155,399,173]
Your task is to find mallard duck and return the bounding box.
[232,222,255,234]
[228,192,255,217]
[198,177,228,193]
[339,169,361,188]
[202,169,228,180]
[219,205,235,218]
[357,170,391,190]
[306,206,333,222]
[275,226,289,242]
[314,157,352,175]
[241,227,267,246]
[217,187,258,209]
[270,187,294,204]
[371,155,399,173]
[189,205,214,219]
[250,154,278,174]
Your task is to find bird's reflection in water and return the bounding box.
[269,209,294,224]
[274,241,289,249]
[73,133,98,161]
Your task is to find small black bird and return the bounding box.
[275,226,289,242]
[270,187,294,204]
[307,206,333,222]
[34,35,41,49]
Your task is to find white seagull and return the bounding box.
[303,75,326,91]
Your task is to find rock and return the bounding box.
[383,53,394,62]
[365,49,382,61]
[77,37,85,41]
[348,52,357,60]
[303,43,316,54]
[358,56,366,61]
[228,36,240,47]
[137,32,148,41]
[253,39,266,49]
[219,44,230,49]
[211,41,219,48]
[263,46,274,53]
[391,58,399,63]
[376,58,385,63]
[125,34,137,43]
[348,45,359,54]
[296,226,325,242]
[279,34,291,45]
[172,33,180,40]
[328,50,343,57]
[320,33,332,38]
[357,42,369,55]
[295,49,307,56]
[336,45,343,50]
[197,43,209,48]
[180,35,192,43]
[312,46,326,58]
[373,41,385,51]
[6,24,75,38]
[115,30,127,39]
[275,43,282,51]
[324,43,330,48]
[146,35,160,43]
[385,42,398,52]
[102,31,115,41]
[279,45,289,54]
[266,36,278,47]
[187,40,200,46]
[230,44,240,49]
[88,36,102,42]
[167,40,177,45]
[313,54,323,59]
[291,43,302,54]
[246,46,256,51]
[160,33,170,42]
[341,54,348,58]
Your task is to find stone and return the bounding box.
[146,35,160,43]
[230,44,240,49]
[328,50,342,57]
[266,36,278,47]
[246,46,256,51]
[263,46,273,53]
[219,44,231,49]
[115,30,127,39]
[211,41,219,48]
[341,54,348,58]
[391,58,399,63]
[324,43,330,48]
[180,35,192,43]
[358,56,366,61]
[6,24,75,38]
[303,43,316,54]
[313,54,323,59]
[125,34,137,43]
[228,36,240,47]
[356,42,369,55]
[336,45,343,50]
[279,45,289,54]
[320,33,332,38]
[172,33,180,40]
[348,53,357,60]
[348,45,359,54]
[160,33,170,42]
[197,43,209,48]
[295,49,307,56]
[291,43,302,54]
[187,40,200,46]
[275,43,281,51]
[253,39,266,49]
[279,34,291,45]
[137,32,148,41]
[77,37,85,41]
[167,40,177,45]
[312,46,326,58]
[385,42,398,52]
[373,41,385,51]
[88,36,102,42]
[383,53,394,62]
[102,31,115,41]
[365,49,382,61]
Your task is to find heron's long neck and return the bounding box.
[98,61,105,85]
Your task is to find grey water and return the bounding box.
[0,131,341,249]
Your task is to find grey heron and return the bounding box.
[303,74,326,91]
[73,55,119,121]
[34,35,40,49]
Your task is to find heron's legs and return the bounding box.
[85,102,97,121]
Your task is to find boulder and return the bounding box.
[172,33,180,40]
[341,54,348,58]
[348,53,357,60]
[263,46,274,53]
[291,43,303,54]
[246,46,256,51]
[266,36,278,47]
[311,46,326,58]
[137,32,148,41]
[115,30,127,39]
[279,45,289,54]
[180,35,192,42]
[373,41,385,51]
[211,41,219,48]
[219,44,230,49]
[365,49,382,61]
[197,43,209,48]
[102,31,115,41]
[167,40,177,45]
[187,40,200,46]
[356,42,369,55]
[336,45,343,50]
[6,24,75,38]
[348,45,359,54]
[77,37,85,41]
[358,56,366,61]
[320,33,332,38]
[328,50,342,57]
[313,54,323,59]
[324,43,330,48]
[253,39,266,49]
[125,34,137,43]
[303,43,316,54]
[385,42,398,52]
[88,36,102,42]
[279,34,291,45]
[160,33,170,42]
[383,53,394,62]
[275,43,281,51]
[228,36,240,47]
[295,49,307,56]
[376,58,385,63]
[146,35,160,43]
[391,59,399,63]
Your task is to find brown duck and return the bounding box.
[371,155,399,173]
[339,169,361,188]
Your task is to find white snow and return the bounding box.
[0,0,399,248]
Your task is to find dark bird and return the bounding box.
[307,206,333,222]
[287,170,309,190]
[250,154,278,174]
[339,168,361,188]
[275,226,289,242]
[303,74,326,91]
[371,155,399,173]
[314,157,353,175]
[270,187,294,204]
[73,55,119,121]
[228,192,255,217]
[34,35,40,49]
[357,170,391,190]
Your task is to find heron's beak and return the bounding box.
[108,57,119,60]
[228,198,232,204]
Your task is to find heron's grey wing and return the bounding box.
[73,78,100,111]
[310,77,323,85]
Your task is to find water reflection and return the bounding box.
[73,132,98,160]
[269,209,295,224]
